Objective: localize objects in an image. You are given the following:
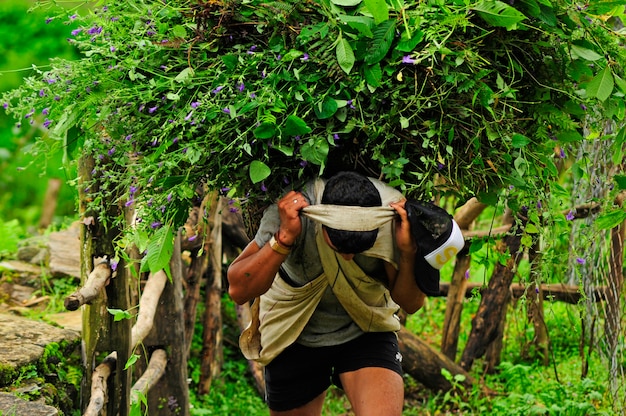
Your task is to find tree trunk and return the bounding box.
[199,197,224,394]
[459,214,526,371]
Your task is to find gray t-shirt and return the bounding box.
[254,178,399,347]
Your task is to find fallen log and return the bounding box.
[397,327,490,393]
[64,258,111,311]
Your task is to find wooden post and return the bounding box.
[199,197,224,394]
[142,232,190,415]
[78,153,133,416]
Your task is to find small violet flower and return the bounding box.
[71,28,82,36]
[190,101,200,108]
[402,55,416,64]
[43,119,52,129]
[148,105,158,114]
[222,107,231,114]
[150,221,162,229]
[301,53,309,61]
[212,86,224,94]
[566,210,575,221]
[42,108,49,115]
[576,257,586,265]
[238,82,245,92]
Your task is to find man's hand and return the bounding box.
[276,190,309,246]
[389,199,417,255]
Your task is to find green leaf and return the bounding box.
[253,122,277,139]
[570,45,603,61]
[556,130,583,142]
[614,175,626,190]
[364,0,389,24]
[314,96,338,119]
[283,115,312,136]
[614,74,626,94]
[146,225,174,275]
[331,0,362,6]
[471,0,527,30]
[338,15,374,37]
[364,20,396,65]
[396,30,424,53]
[249,160,271,184]
[107,308,132,322]
[174,67,194,84]
[586,66,614,102]
[124,354,140,371]
[172,24,187,38]
[511,133,531,148]
[336,38,356,74]
[364,63,383,87]
[596,209,626,230]
[301,137,330,166]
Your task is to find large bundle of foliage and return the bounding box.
[2,0,625,250]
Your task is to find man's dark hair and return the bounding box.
[321,171,381,254]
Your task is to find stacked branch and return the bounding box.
[83,269,169,414]
[64,258,112,311]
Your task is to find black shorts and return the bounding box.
[264,331,403,412]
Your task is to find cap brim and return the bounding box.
[414,254,440,296]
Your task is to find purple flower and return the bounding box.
[580,103,587,111]
[185,111,193,121]
[54,95,61,101]
[238,82,245,92]
[2,103,8,109]
[46,18,53,24]
[125,134,133,141]
[212,86,224,94]
[230,207,239,213]
[167,193,172,202]
[42,108,49,115]
[247,45,257,54]
[148,105,158,113]
[43,119,52,128]
[402,55,416,64]
[146,30,156,36]
[347,99,355,109]
[125,199,134,207]
[576,257,586,265]
[566,210,575,221]
[536,201,542,209]
[24,109,35,119]
[260,182,267,192]
[87,26,102,35]
[69,14,78,20]
[188,235,197,242]
[39,89,46,97]
[333,133,340,141]
[464,269,470,280]
[46,78,56,84]
[223,108,231,114]
[130,186,138,195]
[190,101,200,108]
[108,147,115,156]
[301,53,309,61]
[71,28,82,36]
[110,261,118,271]
[535,287,539,293]
[111,16,119,22]
[110,46,116,52]
[150,221,161,229]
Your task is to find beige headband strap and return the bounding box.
[301,205,396,231]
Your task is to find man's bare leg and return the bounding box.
[270,391,326,416]
[340,367,403,416]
